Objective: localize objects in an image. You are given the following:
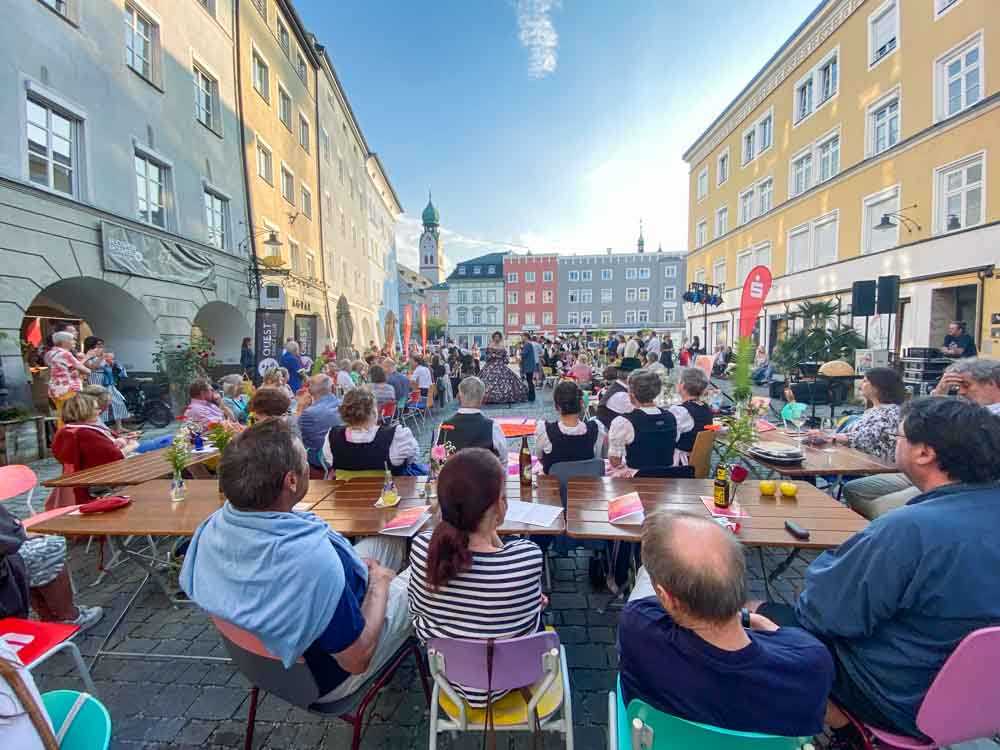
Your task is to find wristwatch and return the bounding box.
[740,607,751,629]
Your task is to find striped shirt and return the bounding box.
[408,531,543,706]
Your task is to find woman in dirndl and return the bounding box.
[82,337,130,431]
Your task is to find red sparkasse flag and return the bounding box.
[739,265,773,338]
[420,304,428,352]
[402,305,413,358]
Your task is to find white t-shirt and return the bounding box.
[336,371,355,391]
[0,640,51,750]
[411,365,432,389]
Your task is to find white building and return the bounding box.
[447,252,506,349]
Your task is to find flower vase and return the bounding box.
[170,470,186,502]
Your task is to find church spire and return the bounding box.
[637,219,645,254]
[422,189,440,227]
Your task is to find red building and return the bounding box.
[503,254,558,339]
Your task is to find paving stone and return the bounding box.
[560,610,587,626]
[176,718,218,744]
[186,687,248,720]
[548,592,587,610]
[259,722,300,748]
[588,626,615,644]
[142,717,188,743]
[153,684,201,717]
[566,644,607,669]
[556,625,587,644]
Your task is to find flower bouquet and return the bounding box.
[426,435,457,498]
[205,421,243,454]
[165,432,191,502]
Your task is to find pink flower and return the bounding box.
[430,444,447,462]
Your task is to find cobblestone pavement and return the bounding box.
[16,379,819,750]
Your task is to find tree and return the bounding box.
[426,317,447,340]
[770,301,865,375]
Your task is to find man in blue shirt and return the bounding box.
[520,333,537,403]
[296,374,343,470]
[384,359,411,403]
[619,511,833,738]
[756,397,1000,748]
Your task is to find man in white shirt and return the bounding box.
[434,377,508,462]
[623,335,641,360]
[334,359,355,392]
[646,331,661,358]
[409,355,433,396]
[608,369,694,472]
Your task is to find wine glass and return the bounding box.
[790,414,806,448]
[820,417,837,452]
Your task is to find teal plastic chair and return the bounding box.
[609,678,809,750]
[42,690,112,750]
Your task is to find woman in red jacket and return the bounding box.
[49,393,125,509]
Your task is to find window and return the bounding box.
[299,114,310,152]
[863,186,900,254]
[568,312,579,325]
[251,0,266,20]
[305,251,316,279]
[665,265,677,278]
[814,216,838,266]
[695,221,708,248]
[791,152,813,197]
[819,55,838,104]
[543,290,553,303]
[625,311,636,324]
[626,288,637,302]
[252,49,269,102]
[759,114,773,152]
[601,269,612,281]
[758,178,773,215]
[869,93,900,156]
[134,151,168,228]
[543,271,553,282]
[457,290,468,304]
[457,266,466,276]
[818,134,840,183]
[487,289,497,303]
[26,97,77,196]
[507,272,518,282]
[625,268,638,280]
[712,260,727,291]
[457,309,467,325]
[526,291,536,304]
[638,267,650,279]
[694,268,706,284]
[715,206,728,237]
[742,109,774,165]
[472,309,482,325]
[638,288,650,302]
[508,313,518,325]
[788,227,810,273]
[936,34,982,121]
[288,240,300,272]
[581,289,593,304]
[787,216,837,273]
[568,289,579,303]
[717,149,730,186]
[697,167,708,200]
[193,65,219,133]
[600,310,612,325]
[256,140,272,183]
[935,0,962,17]
[543,312,553,325]
[40,0,70,17]
[663,308,676,323]
[663,286,676,301]
[280,165,294,203]
[936,154,984,233]
[300,185,312,219]
[124,4,159,84]
[274,18,291,55]
[869,1,898,67]
[568,270,580,281]
[742,128,756,165]
[472,266,481,275]
[638,311,650,324]
[296,52,308,83]
[472,290,482,304]
[487,265,496,274]
[321,129,331,162]
[508,291,518,304]
[524,271,536,282]
[581,270,593,281]
[601,288,613,303]
[278,85,292,128]
[203,189,228,249]
[739,188,755,226]
[522,311,535,326]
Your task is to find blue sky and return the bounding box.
[293,0,824,269]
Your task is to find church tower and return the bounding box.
[637,219,645,254]
[419,192,443,284]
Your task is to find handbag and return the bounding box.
[0,658,59,750]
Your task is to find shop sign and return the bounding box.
[294,315,318,358]
[255,309,285,376]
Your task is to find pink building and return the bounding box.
[503,254,558,338]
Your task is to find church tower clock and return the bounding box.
[418,192,443,284]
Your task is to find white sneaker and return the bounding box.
[64,605,104,632]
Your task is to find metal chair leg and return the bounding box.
[244,686,258,750]
[62,641,97,695]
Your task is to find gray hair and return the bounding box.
[219,420,307,511]
[285,340,300,355]
[627,369,662,404]
[458,376,485,406]
[641,511,746,623]
[646,352,659,365]
[309,373,333,396]
[220,374,243,397]
[53,331,75,345]
[945,357,1000,388]
[677,366,710,398]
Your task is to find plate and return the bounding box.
[753,441,804,457]
[749,449,804,464]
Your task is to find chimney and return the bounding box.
[606,248,612,255]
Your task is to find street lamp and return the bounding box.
[242,228,289,376]
[682,281,724,354]
[875,203,921,233]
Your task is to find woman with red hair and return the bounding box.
[407,448,545,706]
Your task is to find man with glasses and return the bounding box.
[752,397,1000,749]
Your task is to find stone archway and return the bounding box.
[194,302,252,364]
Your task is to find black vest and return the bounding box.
[624,408,677,471]
[438,411,496,455]
[328,425,400,472]
[675,400,713,453]
[540,419,600,473]
[597,381,628,429]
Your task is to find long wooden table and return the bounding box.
[42,447,219,489]
[564,477,866,550]
[744,429,897,479]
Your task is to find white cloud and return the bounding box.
[516,0,560,78]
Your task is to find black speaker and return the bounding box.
[877,275,900,314]
[851,280,877,316]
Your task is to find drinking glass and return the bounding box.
[820,417,837,452]
[790,415,806,447]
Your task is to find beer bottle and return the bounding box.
[713,464,731,508]
[519,436,532,487]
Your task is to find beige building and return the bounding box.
[683,0,997,356]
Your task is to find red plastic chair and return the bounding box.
[846,626,1000,749]
[379,400,397,425]
[0,617,97,695]
[0,464,39,513]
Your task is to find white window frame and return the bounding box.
[625,268,638,280]
[712,259,727,291]
[568,312,579,326]
[255,136,273,184]
[600,310,612,325]
[741,123,756,166]
[298,111,311,152]
[786,223,812,275]
[124,2,161,87]
[861,184,901,254]
[934,31,984,123]
[716,147,730,186]
[637,310,650,324]
[624,310,636,325]
[638,287,650,302]
[738,187,755,226]
[300,184,312,219]
[696,166,709,201]
[543,289,553,303]
[525,271,536,282]
[793,47,838,127]
[525,291,536,304]
[133,143,172,230]
[305,249,316,280]
[568,289,579,304]
[625,288,637,302]
[38,0,77,21]
[251,0,267,21]
[580,289,593,304]
[794,72,814,125]
[251,44,270,103]
[581,270,593,281]
[543,270,553,282]
[812,212,839,268]
[741,106,774,166]
[193,61,221,135]
[866,86,901,157]
[280,162,295,204]
[507,272,518,282]
[816,128,841,184]
[24,89,84,199]
[638,267,650,280]
[601,268,612,281]
[663,286,676,301]
[277,82,292,129]
[757,177,774,216]
[715,206,728,237]
[601,288,613,303]
[508,312,518,325]
[568,270,579,282]
[203,184,229,250]
[789,146,814,198]
[695,220,708,248]
[933,151,986,235]
[665,265,677,278]
[694,268,706,284]
[868,0,900,70]
[934,0,963,19]
[663,308,676,323]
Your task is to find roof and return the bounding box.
[422,196,439,226]
[682,0,830,162]
[448,252,507,281]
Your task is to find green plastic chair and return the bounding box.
[609,678,809,750]
[42,690,112,750]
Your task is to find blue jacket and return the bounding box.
[280,351,304,392]
[795,481,1000,736]
[520,341,536,375]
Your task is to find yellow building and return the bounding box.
[236,0,328,360]
[683,0,997,357]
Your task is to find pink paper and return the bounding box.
[383,505,430,531]
[608,492,644,524]
[700,496,751,520]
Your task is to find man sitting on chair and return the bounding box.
[434,377,507,462]
[296,374,343,471]
[180,420,412,704]
[608,369,694,475]
[620,511,833,737]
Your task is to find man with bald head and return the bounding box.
[618,511,832,737]
[297,374,343,470]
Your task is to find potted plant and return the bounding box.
[770,301,865,377]
[165,432,191,502]
[152,334,218,414]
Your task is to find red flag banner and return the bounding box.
[403,305,413,359]
[25,318,42,348]
[420,304,428,353]
[739,265,773,338]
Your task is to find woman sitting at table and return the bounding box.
[568,353,593,388]
[323,387,418,476]
[220,374,250,424]
[811,367,904,462]
[50,393,126,508]
[407,448,544,706]
[534,381,605,474]
[248,387,294,429]
[674,367,713,464]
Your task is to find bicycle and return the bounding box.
[119,378,174,429]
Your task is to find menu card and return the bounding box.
[608,492,644,524]
[380,505,431,537]
[504,499,563,528]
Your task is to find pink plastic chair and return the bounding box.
[849,626,1000,749]
[0,464,39,513]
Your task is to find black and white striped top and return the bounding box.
[408,531,544,706]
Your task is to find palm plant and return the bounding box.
[770,301,865,375]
